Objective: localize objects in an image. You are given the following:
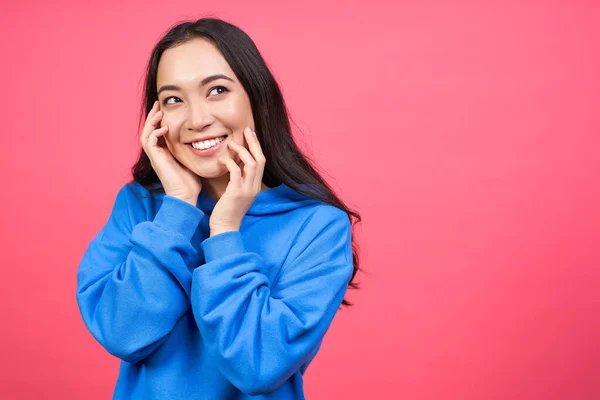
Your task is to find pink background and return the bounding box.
[2,0,599,398]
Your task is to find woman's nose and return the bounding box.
[187,105,214,131]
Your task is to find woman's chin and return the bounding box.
[191,163,229,179]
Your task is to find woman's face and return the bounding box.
[156,38,254,178]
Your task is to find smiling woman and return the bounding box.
[76,17,362,400]
[154,40,255,185]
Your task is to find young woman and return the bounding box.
[76,17,361,399]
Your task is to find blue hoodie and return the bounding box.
[76,181,353,399]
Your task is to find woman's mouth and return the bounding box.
[187,135,228,156]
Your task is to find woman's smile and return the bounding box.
[187,134,229,156]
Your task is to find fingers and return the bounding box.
[218,157,242,188]
[242,128,266,190]
[147,125,168,149]
[227,137,256,188]
[141,101,162,143]
[145,101,160,128]
[225,128,266,193]
[148,100,159,118]
[141,101,170,154]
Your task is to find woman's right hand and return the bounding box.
[140,101,202,206]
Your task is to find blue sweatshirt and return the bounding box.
[76,181,353,399]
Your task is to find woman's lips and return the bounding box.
[187,135,228,157]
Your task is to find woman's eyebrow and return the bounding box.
[157,74,234,95]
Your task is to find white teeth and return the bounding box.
[191,136,225,150]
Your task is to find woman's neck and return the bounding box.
[201,174,270,202]
[201,174,228,202]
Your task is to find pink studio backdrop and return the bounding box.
[1,1,599,399]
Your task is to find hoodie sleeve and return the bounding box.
[76,184,203,363]
[190,206,353,396]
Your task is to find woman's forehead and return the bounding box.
[157,39,234,85]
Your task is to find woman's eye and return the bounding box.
[161,87,227,105]
[209,86,228,96]
[163,96,180,105]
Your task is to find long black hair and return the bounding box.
[131,17,362,306]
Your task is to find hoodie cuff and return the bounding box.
[201,231,246,262]
[153,196,203,241]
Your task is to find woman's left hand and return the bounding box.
[210,127,266,236]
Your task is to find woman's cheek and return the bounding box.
[159,112,171,128]
[224,98,253,132]
[161,115,181,139]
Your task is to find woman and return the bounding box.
[76,17,361,399]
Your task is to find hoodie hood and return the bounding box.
[196,183,323,216]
